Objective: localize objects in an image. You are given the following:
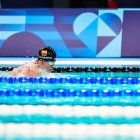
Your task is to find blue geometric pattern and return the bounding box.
[97,9,123,57]
[97,31,122,57]
[0,9,139,58]
[97,18,116,36]
[74,12,98,57]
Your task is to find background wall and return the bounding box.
[1,0,140,8]
[0,9,139,58]
[0,0,107,8]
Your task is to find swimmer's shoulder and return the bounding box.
[22,61,36,68]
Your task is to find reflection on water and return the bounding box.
[1,71,140,78]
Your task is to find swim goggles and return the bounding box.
[48,60,55,66]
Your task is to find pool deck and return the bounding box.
[0,57,140,67]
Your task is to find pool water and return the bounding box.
[1,71,140,78]
[0,71,140,139]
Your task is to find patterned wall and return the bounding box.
[0,9,139,58]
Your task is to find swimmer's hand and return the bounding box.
[10,67,22,77]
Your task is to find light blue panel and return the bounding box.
[97,18,116,36]
[0,16,26,24]
[97,31,122,57]
[26,16,54,24]
[73,12,97,35]
[0,31,20,39]
[119,8,140,11]
[44,40,72,57]
[78,18,98,56]
[31,31,62,40]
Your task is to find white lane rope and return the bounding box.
[0,58,140,66]
[0,123,140,137]
[0,105,140,118]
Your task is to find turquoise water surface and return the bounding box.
[0,72,140,106]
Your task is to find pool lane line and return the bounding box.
[0,89,140,97]
[0,123,140,137]
[1,77,140,84]
[0,105,140,118]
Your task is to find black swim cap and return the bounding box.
[38,46,56,62]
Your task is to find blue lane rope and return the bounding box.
[0,77,140,84]
[0,89,139,97]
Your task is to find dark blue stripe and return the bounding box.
[0,40,4,46]
[25,24,56,31]
[57,16,77,24]
[0,9,26,15]
[0,24,25,31]
[26,9,52,16]
[0,89,139,97]
[50,9,98,16]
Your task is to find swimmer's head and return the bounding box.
[38,46,56,65]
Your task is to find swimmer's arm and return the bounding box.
[24,67,40,77]
[10,65,24,76]
[10,66,40,77]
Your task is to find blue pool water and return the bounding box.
[0,70,140,139]
[1,71,140,78]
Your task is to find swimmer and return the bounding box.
[10,45,56,77]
